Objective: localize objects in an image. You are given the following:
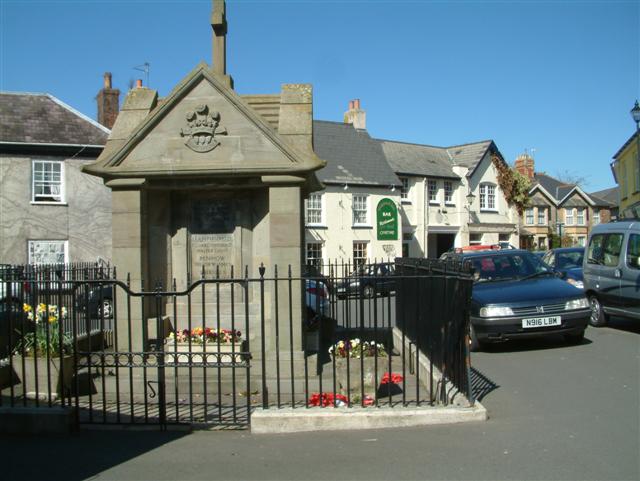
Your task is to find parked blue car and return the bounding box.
[541,247,585,290]
[441,249,590,351]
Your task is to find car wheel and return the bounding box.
[98,299,113,319]
[363,285,374,299]
[589,295,608,327]
[565,330,585,345]
[469,324,482,352]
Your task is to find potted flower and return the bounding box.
[165,327,245,364]
[13,303,74,398]
[329,338,387,402]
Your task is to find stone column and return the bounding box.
[108,179,148,352]
[267,184,304,352]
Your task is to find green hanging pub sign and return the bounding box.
[376,198,398,241]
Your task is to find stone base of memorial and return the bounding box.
[334,357,381,402]
[164,340,247,364]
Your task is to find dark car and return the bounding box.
[335,263,395,299]
[541,247,585,290]
[75,284,114,319]
[442,249,590,351]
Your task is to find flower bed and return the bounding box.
[165,328,246,364]
[329,339,387,402]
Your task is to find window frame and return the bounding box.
[593,210,600,225]
[565,208,574,226]
[469,233,483,246]
[537,207,546,225]
[479,183,497,211]
[305,193,324,226]
[427,179,439,205]
[525,208,534,225]
[353,241,368,266]
[400,178,410,202]
[305,242,323,269]
[28,240,68,264]
[576,208,585,226]
[32,159,65,204]
[444,181,454,205]
[352,194,369,226]
[587,233,623,267]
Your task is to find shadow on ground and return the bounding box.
[606,316,640,335]
[2,428,189,481]
[477,333,593,354]
[469,367,499,402]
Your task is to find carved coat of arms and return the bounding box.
[180,104,227,153]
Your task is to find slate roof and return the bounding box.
[377,140,459,179]
[532,173,607,206]
[589,187,618,207]
[446,140,493,170]
[375,137,493,179]
[0,92,109,146]
[312,120,401,187]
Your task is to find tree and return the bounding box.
[554,169,590,188]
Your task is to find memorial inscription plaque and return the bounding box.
[190,200,235,278]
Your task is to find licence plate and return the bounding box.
[522,316,561,329]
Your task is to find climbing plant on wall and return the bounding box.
[491,152,531,215]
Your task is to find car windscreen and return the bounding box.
[469,253,551,282]
[556,251,584,269]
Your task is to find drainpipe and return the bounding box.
[423,179,428,258]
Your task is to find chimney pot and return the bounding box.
[97,72,120,129]
[136,79,143,88]
[344,98,366,130]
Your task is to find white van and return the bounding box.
[583,220,640,325]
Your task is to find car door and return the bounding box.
[619,233,640,319]
[585,233,623,307]
[600,233,625,308]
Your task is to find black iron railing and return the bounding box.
[0,259,474,429]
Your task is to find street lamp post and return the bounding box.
[630,101,640,210]
[555,221,565,247]
[466,190,476,223]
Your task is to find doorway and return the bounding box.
[435,233,456,258]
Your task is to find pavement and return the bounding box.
[2,316,638,481]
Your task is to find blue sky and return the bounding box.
[1,0,638,192]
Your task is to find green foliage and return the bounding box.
[13,304,73,357]
[492,153,532,215]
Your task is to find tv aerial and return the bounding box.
[133,62,150,87]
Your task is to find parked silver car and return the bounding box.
[583,220,640,326]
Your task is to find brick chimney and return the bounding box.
[343,99,366,130]
[97,72,120,129]
[514,153,535,179]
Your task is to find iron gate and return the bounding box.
[73,277,253,429]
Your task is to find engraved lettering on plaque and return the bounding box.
[190,200,235,278]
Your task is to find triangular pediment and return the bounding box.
[84,63,323,179]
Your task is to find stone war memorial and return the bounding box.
[83,1,324,357]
